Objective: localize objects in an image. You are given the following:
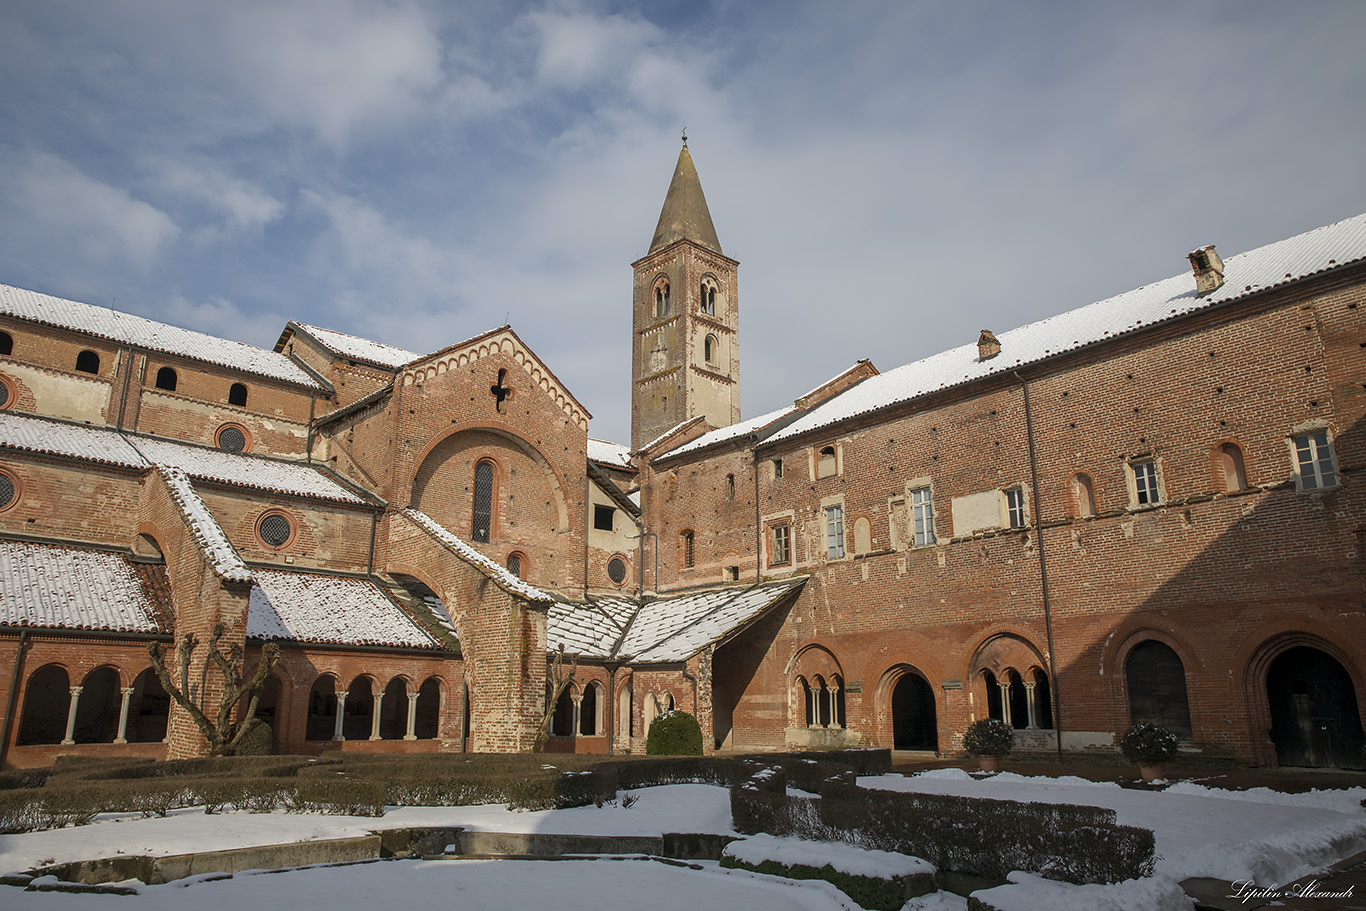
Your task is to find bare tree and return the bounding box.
[148,624,281,756]
[532,643,578,752]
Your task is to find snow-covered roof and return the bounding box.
[130,437,369,505]
[157,467,253,584]
[547,577,806,663]
[0,539,173,634]
[587,439,633,470]
[657,405,796,460]
[635,416,707,455]
[401,508,554,603]
[768,211,1366,444]
[291,323,419,370]
[0,284,325,390]
[0,412,146,468]
[247,569,440,649]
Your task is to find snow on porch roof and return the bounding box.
[547,576,807,663]
[0,284,326,390]
[0,411,147,468]
[0,539,173,634]
[129,436,370,505]
[767,210,1366,445]
[247,569,442,649]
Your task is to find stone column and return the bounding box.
[370,693,384,740]
[404,692,419,740]
[829,683,842,730]
[1024,682,1038,729]
[62,686,83,745]
[332,690,348,742]
[572,695,583,737]
[806,686,816,728]
[114,686,134,744]
[998,683,1013,728]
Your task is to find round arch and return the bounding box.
[876,663,938,752]
[1243,630,1366,768]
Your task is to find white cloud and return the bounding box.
[154,162,284,235]
[0,152,179,270]
[523,9,662,90]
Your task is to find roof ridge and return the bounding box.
[155,466,253,584]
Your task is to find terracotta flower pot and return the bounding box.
[1138,762,1166,783]
[977,755,1000,773]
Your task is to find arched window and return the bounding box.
[507,552,524,579]
[1006,670,1028,730]
[653,279,670,318]
[343,676,375,741]
[797,676,814,726]
[1126,640,1193,741]
[155,366,178,391]
[1070,472,1097,518]
[725,474,735,500]
[580,683,600,736]
[0,331,12,356]
[472,460,494,543]
[700,280,717,315]
[680,529,695,568]
[228,383,248,407]
[380,678,409,740]
[414,677,441,739]
[306,676,337,741]
[1216,442,1247,492]
[130,668,170,743]
[704,334,717,364]
[75,350,100,374]
[551,687,574,736]
[17,664,70,745]
[817,446,837,479]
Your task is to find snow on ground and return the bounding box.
[970,871,1194,911]
[725,832,934,878]
[3,858,860,911]
[861,769,1366,885]
[0,784,734,876]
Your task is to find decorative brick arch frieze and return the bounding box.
[785,643,845,682]
[965,631,1048,681]
[407,421,572,533]
[399,332,589,432]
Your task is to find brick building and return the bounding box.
[1,143,1363,769]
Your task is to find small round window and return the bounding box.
[607,557,627,585]
[0,377,10,410]
[258,512,293,548]
[217,425,247,453]
[0,471,16,511]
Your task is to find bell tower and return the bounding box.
[631,137,741,450]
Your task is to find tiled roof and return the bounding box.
[587,439,633,470]
[0,284,325,390]
[547,577,807,663]
[401,508,554,603]
[657,405,796,460]
[247,570,441,649]
[768,211,1366,444]
[291,323,419,370]
[129,436,369,505]
[158,467,253,583]
[0,539,173,634]
[0,412,146,468]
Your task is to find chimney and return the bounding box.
[1188,245,1224,296]
[977,329,1001,361]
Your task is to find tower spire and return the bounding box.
[648,141,721,255]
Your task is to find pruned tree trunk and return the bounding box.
[533,644,577,752]
[148,624,281,756]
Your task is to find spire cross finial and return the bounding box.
[681,124,688,147]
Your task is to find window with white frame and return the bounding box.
[1131,460,1160,506]
[911,486,935,546]
[1004,487,1026,528]
[825,505,845,559]
[1292,431,1338,491]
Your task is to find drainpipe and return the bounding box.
[584,472,590,601]
[366,509,379,576]
[754,448,762,581]
[606,664,617,755]
[0,630,31,768]
[1015,371,1065,763]
[306,395,316,464]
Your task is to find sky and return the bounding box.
[2,1,1364,445]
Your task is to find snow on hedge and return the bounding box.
[724,833,933,879]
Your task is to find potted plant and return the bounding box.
[1120,722,1179,782]
[962,718,1014,772]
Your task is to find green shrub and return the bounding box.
[646,710,703,755]
[962,719,1014,757]
[1119,723,1179,765]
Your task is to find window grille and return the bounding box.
[0,381,8,409]
[259,513,292,547]
[682,530,695,568]
[607,557,627,584]
[507,553,522,579]
[472,462,494,542]
[217,426,246,453]
[0,474,14,509]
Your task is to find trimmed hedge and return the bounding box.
[646,711,703,755]
[720,855,909,911]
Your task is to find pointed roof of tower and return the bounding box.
[649,142,723,255]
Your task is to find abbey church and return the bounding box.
[1,144,1363,770]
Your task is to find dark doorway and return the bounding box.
[891,672,938,751]
[1267,647,1365,769]
[1126,640,1193,741]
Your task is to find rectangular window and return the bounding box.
[593,504,615,531]
[682,530,695,568]
[1004,487,1026,528]
[1131,460,1160,505]
[1293,431,1338,490]
[825,505,845,559]
[911,486,935,546]
[771,522,791,566]
[772,458,784,479]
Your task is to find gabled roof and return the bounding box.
[588,439,633,471]
[635,415,710,457]
[0,539,174,634]
[247,569,441,649]
[588,462,641,517]
[402,508,555,604]
[157,467,252,584]
[547,576,807,664]
[647,145,723,256]
[280,322,419,371]
[767,211,1366,445]
[0,284,325,390]
[656,405,795,461]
